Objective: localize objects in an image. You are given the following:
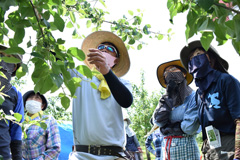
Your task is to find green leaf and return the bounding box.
[1,56,21,64]
[0,0,16,11]
[67,47,85,61]
[233,15,240,42]
[66,21,74,28]
[40,122,47,130]
[14,113,22,122]
[38,75,55,94]
[99,0,107,8]
[76,65,92,79]
[0,94,5,105]
[86,20,91,28]
[214,23,227,40]
[69,11,76,23]
[143,24,151,35]
[157,34,164,40]
[128,10,134,16]
[61,96,70,110]
[137,44,142,50]
[197,0,214,11]
[50,73,63,88]
[128,38,135,45]
[90,82,97,89]
[51,11,64,32]
[200,32,214,51]
[65,0,77,6]
[4,47,25,55]
[16,66,26,79]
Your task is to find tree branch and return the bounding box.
[213,2,240,14]
[29,0,45,41]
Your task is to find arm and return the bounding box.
[10,89,24,160]
[145,134,156,155]
[86,49,133,108]
[36,117,61,160]
[154,96,172,128]
[104,70,133,108]
[160,93,200,136]
[223,76,240,159]
[180,92,200,135]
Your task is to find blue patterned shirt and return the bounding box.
[145,129,163,160]
[22,113,61,160]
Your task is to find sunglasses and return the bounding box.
[97,44,119,57]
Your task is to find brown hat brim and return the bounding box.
[81,31,130,77]
[180,40,229,72]
[157,60,193,88]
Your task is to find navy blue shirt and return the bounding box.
[0,86,24,159]
[198,70,240,140]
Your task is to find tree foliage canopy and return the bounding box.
[0,0,166,109]
[167,0,240,54]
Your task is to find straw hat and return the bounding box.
[0,45,23,77]
[157,60,193,88]
[81,31,130,77]
[180,40,229,72]
[23,90,48,111]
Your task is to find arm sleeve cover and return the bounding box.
[104,70,133,108]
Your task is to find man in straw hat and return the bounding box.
[153,59,200,160]
[180,40,240,160]
[69,31,133,160]
[0,45,24,160]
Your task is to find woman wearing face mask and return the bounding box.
[123,118,143,160]
[22,91,61,160]
[180,41,240,160]
[153,60,200,160]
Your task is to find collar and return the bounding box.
[25,111,43,122]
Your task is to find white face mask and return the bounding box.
[25,100,42,114]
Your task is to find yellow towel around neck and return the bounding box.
[92,68,111,99]
[25,111,43,122]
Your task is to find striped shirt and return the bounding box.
[22,113,61,160]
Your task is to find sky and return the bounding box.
[21,0,240,96]
[103,0,240,92]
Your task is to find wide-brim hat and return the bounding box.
[23,90,48,111]
[0,45,23,77]
[157,59,193,88]
[180,40,229,72]
[123,117,132,125]
[81,31,130,77]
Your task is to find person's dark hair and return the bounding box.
[206,50,226,73]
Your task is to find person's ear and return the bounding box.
[114,58,119,64]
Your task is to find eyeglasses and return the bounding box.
[164,67,180,76]
[97,44,119,57]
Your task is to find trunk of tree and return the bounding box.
[146,148,151,160]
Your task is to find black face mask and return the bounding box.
[165,72,185,98]
[165,72,193,107]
